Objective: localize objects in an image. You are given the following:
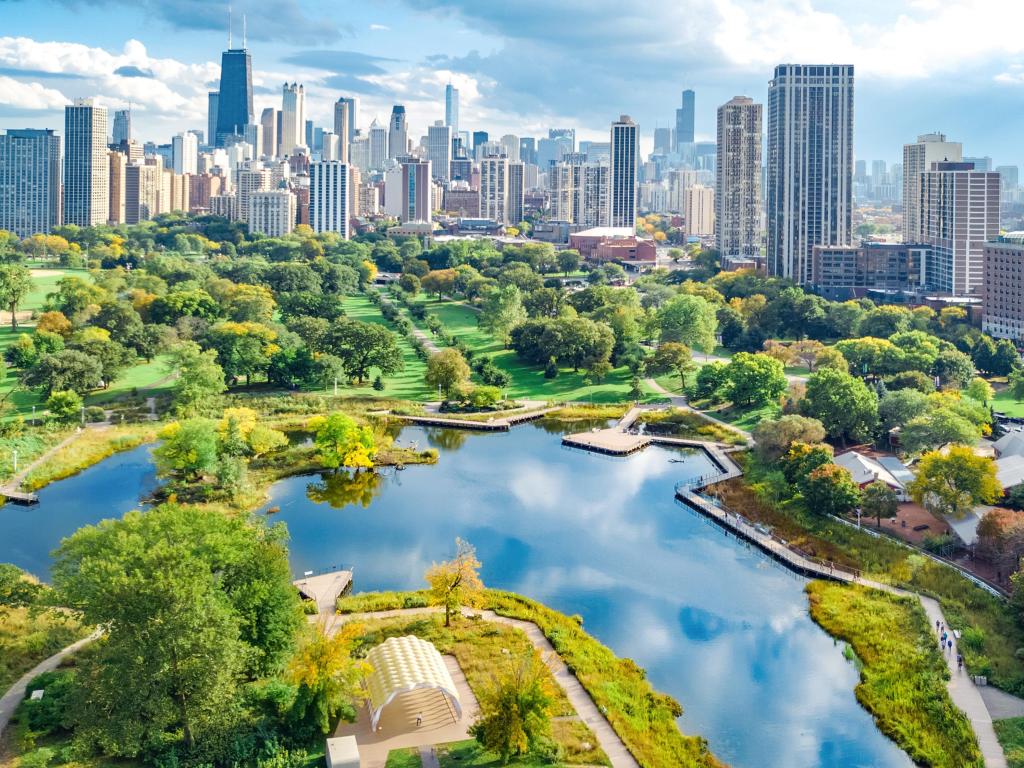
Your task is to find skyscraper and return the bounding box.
[260,108,278,159]
[902,133,962,243]
[310,160,350,239]
[64,99,109,226]
[172,132,198,175]
[608,115,638,228]
[500,135,520,163]
[445,84,459,134]
[715,96,762,257]
[368,120,388,170]
[333,99,350,163]
[653,127,671,155]
[280,83,305,156]
[386,157,431,222]
[108,150,126,224]
[214,46,253,146]
[388,106,407,159]
[507,161,525,225]
[766,64,854,283]
[480,156,509,224]
[472,131,489,152]
[208,92,219,147]
[112,109,131,145]
[0,129,61,237]
[426,121,452,181]
[675,89,695,149]
[335,97,358,143]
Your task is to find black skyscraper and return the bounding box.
[215,48,253,146]
[675,89,695,148]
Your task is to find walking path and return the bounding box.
[338,607,640,768]
[0,430,86,500]
[643,378,754,442]
[0,630,100,735]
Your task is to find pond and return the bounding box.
[0,423,912,768]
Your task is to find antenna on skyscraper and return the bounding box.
[228,4,233,48]
[243,14,247,49]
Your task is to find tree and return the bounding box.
[909,446,1001,519]
[900,409,980,454]
[69,327,136,388]
[557,249,580,276]
[964,377,995,404]
[657,294,718,352]
[992,339,1022,377]
[789,339,827,372]
[878,388,930,430]
[36,311,72,337]
[725,352,787,407]
[0,264,32,330]
[1011,370,1024,403]
[691,361,729,402]
[752,415,826,461]
[399,273,421,296]
[46,389,82,424]
[802,464,862,516]
[425,537,484,627]
[801,368,879,445]
[426,348,472,399]
[51,505,302,757]
[781,441,834,486]
[311,412,376,469]
[324,319,404,384]
[166,341,227,415]
[154,418,220,483]
[479,285,528,346]
[932,349,975,389]
[421,269,458,300]
[471,653,554,763]
[22,349,102,396]
[204,321,277,386]
[647,342,694,392]
[861,480,899,528]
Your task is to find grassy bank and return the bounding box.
[636,408,747,445]
[806,582,981,767]
[21,424,158,491]
[0,607,88,691]
[338,589,724,768]
[994,717,1024,768]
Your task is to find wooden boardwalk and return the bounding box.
[394,406,559,432]
[293,570,353,615]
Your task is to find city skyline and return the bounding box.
[3,1,1024,166]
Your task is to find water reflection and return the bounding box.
[305,470,384,509]
[422,426,470,451]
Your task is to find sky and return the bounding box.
[2,0,1024,169]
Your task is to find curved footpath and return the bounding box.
[336,606,640,768]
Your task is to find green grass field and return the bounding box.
[995,717,1024,768]
[408,295,660,404]
[992,388,1024,418]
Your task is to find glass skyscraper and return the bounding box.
[215,48,253,146]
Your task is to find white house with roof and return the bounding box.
[834,450,911,501]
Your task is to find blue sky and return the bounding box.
[2,0,1024,168]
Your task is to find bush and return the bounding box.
[18,669,75,735]
[961,627,986,653]
[85,406,106,423]
[544,357,558,379]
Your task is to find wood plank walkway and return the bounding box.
[394,406,560,432]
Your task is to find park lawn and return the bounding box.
[992,388,1024,418]
[702,402,778,432]
[84,354,174,406]
[806,582,982,768]
[435,740,559,767]
[340,293,433,401]
[23,267,87,314]
[384,749,422,768]
[411,297,657,404]
[995,717,1024,768]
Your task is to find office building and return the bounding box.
[309,160,349,239]
[108,150,126,224]
[472,131,489,152]
[64,98,109,227]
[445,84,459,134]
[903,133,962,242]
[214,46,253,146]
[766,64,854,283]
[281,83,305,156]
[172,132,198,175]
[112,109,131,145]
[243,124,262,158]
[653,127,671,154]
[335,97,358,143]
[369,120,388,170]
[965,156,992,173]
[332,100,350,163]
[983,233,1024,340]
[997,165,1019,191]
[426,121,452,181]
[519,137,537,165]
[500,135,520,163]
[608,115,638,228]
[321,133,341,162]
[0,129,61,237]
[260,108,278,158]
[248,190,295,237]
[921,161,999,295]
[388,105,407,159]
[715,96,762,257]
[675,89,695,149]
[811,243,928,300]
[207,92,219,146]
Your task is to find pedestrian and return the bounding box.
[957,654,964,671]
[949,639,954,653]
[935,619,940,633]
[416,712,423,727]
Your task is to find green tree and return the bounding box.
[0,264,33,330]
[479,284,528,346]
[421,268,458,300]
[154,418,220,483]
[802,368,879,445]
[1011,370,1024,402]
[878,389,931,430]
[862,480,899,528]
[166,341,227,415]
[312,412,376,469]
[46,389,83,424]
[964,377,994,404]
[657,294,718,352]
[725,352,787,407]
[22,349,102,396]
[426,348,472,399]
[398,273,420,296]
[900,409,980,454]
[324,320,404,384]
[932,349,975,389]
[781,441,834,486]
[910,446,1001,519]
[471,653,554,763]
[752,415,826,461]
[557,249,580,276]
[691,361,729,402]
[647,342,694,392]
[802,464,862,516]
[425,537,484,627]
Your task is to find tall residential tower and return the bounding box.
[715,96,762,257]
[63,98,109,226]
[608,115,638,228]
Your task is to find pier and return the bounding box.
[293,569,353,615]
[392,406,559,432]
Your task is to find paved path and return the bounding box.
[339,607,640,768]
[0,630,100,735]
[0,430,84,496]
[418,746,440,768]
[981,686,1024,720]
[644,378,754,442]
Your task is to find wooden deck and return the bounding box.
[394,406,559,432]
[293,570,353,614]
[0,489,38,505]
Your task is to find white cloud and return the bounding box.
[369,23,391,31]
[0,76,70,110]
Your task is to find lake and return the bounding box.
[0,422,911,768]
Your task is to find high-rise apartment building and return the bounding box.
[388,106,407,160]
[715,96,762,257]
[508,161,525,226]
[500,135,520,163]
[321,133,341,162]
[480,156,509,224]
[64,99,109,227]
[684,184,715,236]
[675,89,695,149]
[235,164,273,223]
[982,234,1024,340]
[0,129,61,237]
[766,64,854,283]
[248,190,295,236]
[260,108,278,159]
[172,132,198,175]
[333,100,350,163]
[310,160,350,239]
[921,161,999,295]
[426,121,452,181]
[280,83,305,156]
[125,162,160,224]
[902,133,962,243]
[445,84,459,134]
[108,150,126,224]
[214,47,253,146]
[369,120,388,170]
[112,109,131,145]
[608,115,638,228]
[391,157,431,222]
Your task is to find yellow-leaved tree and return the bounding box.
[425,537,484,627]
